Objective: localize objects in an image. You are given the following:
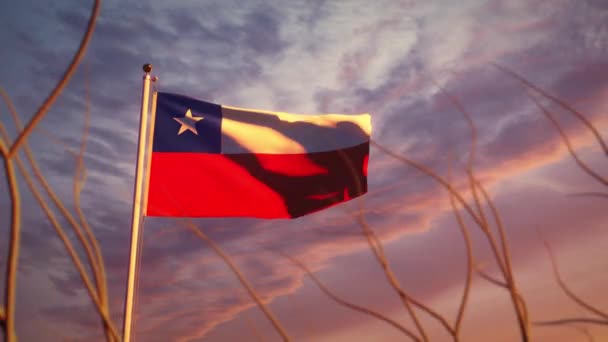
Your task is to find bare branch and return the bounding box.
[569,325,596,342]
[354,215,429,340]
[446,160,474,336]
[0,140,5,159]
[534,318,608,327]
[234,288,266,342]
[525,91,607,186]
[182,221,292,342]
[37,127,79,157]
[355,214,456,340]
[7,0,101,158]
[475,266,507,288]
[370,139,536,342]
[0,124,120,340]
[411,80,529,340]
[371,140,486,233]
[492,62,608,156]
[538,232,608,320]
[278,250,421,341]
[1,142,20,342]
[434,80,514,338]
[475,266,527,314]
[0,85,113,340]
[332,137,437,339]
[475,181,530,332]
[0,305,5,332]
[73,63,112,341]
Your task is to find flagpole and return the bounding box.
[122,63,153,342]
[142,90,158,216]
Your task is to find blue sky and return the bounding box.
[1,0,608,341]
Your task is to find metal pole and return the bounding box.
[122,63,153,342]
[142,90,158,216]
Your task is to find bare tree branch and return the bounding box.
[371,140,485,233]
[525,91,607,186]
[0,85,114,340]
[534,318,608,327]
[434,80,513,338]
[71,64,113,341]
[475,266,507,288]
[0,124,119,340]
[446,160,474,336]
[569,325,596,342]
[278,250,421,341]
[475,265,527,312]
[370,139,535,341]
[0,305,5,332]
[333,135,435,340]
[538,231,608,320]
[7,0,101,158]
[475,181,530,332]
[182,221,292,342]
[234,288,266,342]
[1,138,20,342]
[492,62,608,156]
[421,80,529,340]
[356,212,460,340]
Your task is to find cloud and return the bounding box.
[2,0,608,340]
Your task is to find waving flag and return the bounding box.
[145,92,371,219]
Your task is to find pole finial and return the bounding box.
[143,63,152,73]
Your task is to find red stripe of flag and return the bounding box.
[146,142,368,218]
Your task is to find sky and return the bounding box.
[1,0,607,341]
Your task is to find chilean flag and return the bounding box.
[145,92,371,219]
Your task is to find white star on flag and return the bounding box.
[173,109,204,135]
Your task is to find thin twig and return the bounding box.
[278,250,420,341]
[492,62,608,156]
[371,140,517,338]
[182,221,292,342]
[446,159,473,337]
[0,149,6,338]
[372,140,533,341]
[356,214,451,341]
[474,265,526,311]
[334,136,434,339]
[476,267,507,288]
[0,125,120,340]
[534,318,608,327]
[475,181,530,338]
[0,86,113,340]
[433,79,510,280]
[397,80,530,339]
[0,305,4,334]
[7,0,101,158]
[538,231,608,320]
[340,125,453,337]
[234,288,266,342]
[371,140,485,231]
[71,65,113,341]
[466,175,512,287]
[434,80,510,339]
[1,138,20,342]
[35,127,79,157]
[569,325,596,342]
[525,91,607,186]
[0,306,5,333]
